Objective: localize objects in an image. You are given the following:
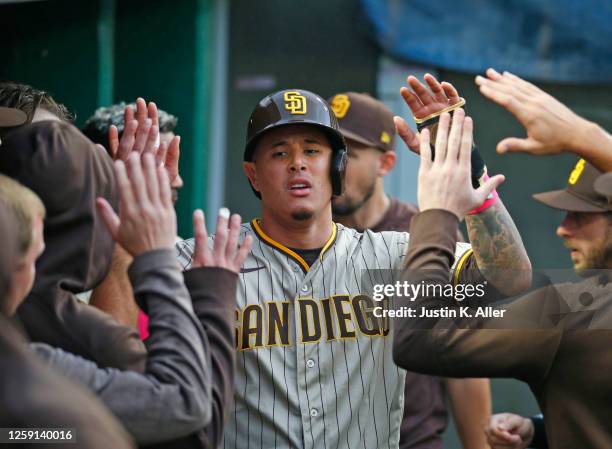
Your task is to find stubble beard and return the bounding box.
[575,232,612,277]
[332,180,376,217]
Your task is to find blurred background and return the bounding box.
[2,0,612,446]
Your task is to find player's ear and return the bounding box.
[378,151,396,176]
[243,162,260,192]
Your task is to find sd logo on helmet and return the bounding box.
[244,89,348,198]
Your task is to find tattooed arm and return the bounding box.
[394,73,531,294]
[465,199,532,295]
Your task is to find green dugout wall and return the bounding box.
[3,0,612,263]
[0,0,215,237]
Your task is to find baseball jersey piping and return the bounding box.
[250,219,338,273]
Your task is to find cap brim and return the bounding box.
[0,107,27,127]
[532,189,607,212]
[594,172,612,198]
[339,127,379,149]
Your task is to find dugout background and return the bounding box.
[3,0,612,446]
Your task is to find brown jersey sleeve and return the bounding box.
[393,209,562,383]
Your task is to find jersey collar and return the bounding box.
[251,219,337,273]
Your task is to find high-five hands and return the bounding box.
[401,73,463,120]
[96,152,177,256]
[97,151,252,272]
[107,98,181,188]
[191,208,253,275]
[417,109,504,219]
[476,68,588,156]
[394,74,463,154]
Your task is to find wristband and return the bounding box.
[470,142,486,188]
[413,97,466,126]
[415,98,466,143]
[414,98,486,187]
[530,414,548,449]
[468,173,499,215]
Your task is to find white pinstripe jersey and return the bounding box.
[176,220,472,449]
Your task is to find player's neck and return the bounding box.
[335,182,389,231]
[259,206,334,250]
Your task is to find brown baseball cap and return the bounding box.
[533,158,611,212]
[594,172,612,200]
[0,107,27,127]
[328,92,396,152]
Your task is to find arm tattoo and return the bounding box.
[465,199,532,294]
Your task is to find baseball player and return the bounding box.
[176,88,531,449]
[328,90,490,449]
[393,110,612,449]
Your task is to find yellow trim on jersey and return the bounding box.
[320,223,337,261]
[251,219,309,271]
[453,248,473,287]
[250,219,337,272]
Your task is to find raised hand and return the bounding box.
[484,413,534,449]
[108,98,182,190]
[401,73,463,120]
[393,115,421,153]
[109,98,160,161]
[395,74,464,154]
[476,68,588,156]
[417,109,504,219]
[96,152,177,256]
[191,208,253,274]
[160,134,181,188]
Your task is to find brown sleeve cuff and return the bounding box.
[128,248,180,282]
[404,209,460,272]
[410,209,459,248]
[183,267,238,310]
[182,267,238,447]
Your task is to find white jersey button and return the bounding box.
[310,408,318,417]
[301,285,309,293]
[292,265,300,272]
[306,359,315,368]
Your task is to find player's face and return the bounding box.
[556,211,612,274]
[245,125,333,221]
[160,131,184,204]
[332,142,380,216]
[4,215,45,316]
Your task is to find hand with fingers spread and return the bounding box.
[476,68,591,156]
[96,152,177,256]
[417,109,504,219]
[403,73,463,120]
[191,207,253,274]
[484,413,534,449]
[109,98,160,161]
[108,98,182,195]
[395,74,464,153]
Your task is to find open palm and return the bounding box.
[400,73,463,119]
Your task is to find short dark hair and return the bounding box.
[0,81,74,123]
[82,102,178,151]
